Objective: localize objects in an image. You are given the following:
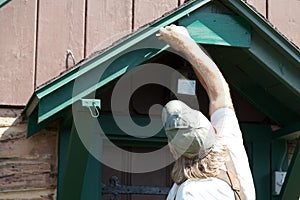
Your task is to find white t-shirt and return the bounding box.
[166,108,256,200]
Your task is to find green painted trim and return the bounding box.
[57,117,72,199]
[280,138,300,199]
[221,0,300,64]
[179,12,251,47]
[240,124,273,200]
[80,154,102,200]
[209,47,298,125]
[0,0,10,8]
[59,124,89,200]
[26,106,71,137]
[22,94,39,120]
[36,48,164,123]
[247,32,300,99]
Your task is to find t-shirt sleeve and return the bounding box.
[211,108,256,200]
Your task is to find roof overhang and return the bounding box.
[23,0,300,138]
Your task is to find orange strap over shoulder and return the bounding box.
[217,152,246,200]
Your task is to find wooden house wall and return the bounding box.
[0,108,58,199]
[0,0,299,106]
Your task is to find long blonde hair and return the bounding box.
[171,136,228,185]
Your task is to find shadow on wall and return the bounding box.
[0,108,58,200]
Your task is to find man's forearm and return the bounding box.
[179,37,233,114]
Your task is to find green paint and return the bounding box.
[248,32,300,100]
[81,154,102,200]
[207,46,299,125]
[57,118,72,199]
[0,0,10,8]
[280,138,300,199]
[220,0,300,64]
[179,12,251,47]
[241,124,273,200]
[59,125,89,200]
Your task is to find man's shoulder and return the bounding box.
[177,178,234,199]
[180,177,230,188]
[210,107,236,126]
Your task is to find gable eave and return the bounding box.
[22,0,212,136]
[23,0,300,137]
[221,0,300,64]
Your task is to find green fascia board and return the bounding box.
[179,12,251,47]
[246,32,300,99]
[0,0,11,8]
[22,0,212,130]
[58,124,90,200]
[280,138,300,199]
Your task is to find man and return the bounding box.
[157,25,255,199]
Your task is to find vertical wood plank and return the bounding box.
[0,0,36,105]
[245,0,267,18]
[134,0,178,29]
[85,0,132,56]
[269,0,300,47]
[36,0,85,87]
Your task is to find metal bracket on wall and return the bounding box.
[81,99,101,118]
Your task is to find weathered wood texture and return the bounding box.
[0,108,58,199]
[85,0,132,57]
[35,0,85,86]
[0,0,36,105]
[133,0,178,29]
[246,0,267,18]
[0,0,299,106]
[268,0,300,47]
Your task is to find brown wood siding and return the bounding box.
[85,0,132,56]
[35,0,85,86]
[0,0,299,106]
[0,0,36,105]
[269,0,300,47]
[133,0,178,29]
[246,0,267,18]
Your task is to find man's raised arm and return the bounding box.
[157,25,233,115]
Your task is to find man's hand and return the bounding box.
[156,25,193,52]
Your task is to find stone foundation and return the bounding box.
[0,108,58,200]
